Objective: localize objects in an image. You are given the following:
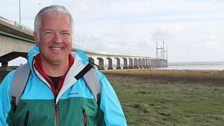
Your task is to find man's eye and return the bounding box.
[62,32,70,35]
[44,31,54,35]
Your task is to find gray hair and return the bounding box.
[34,5,73,36]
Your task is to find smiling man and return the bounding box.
[34,7,73,77]
[0,5,127,126]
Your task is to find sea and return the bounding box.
[103,62,224,71]
[160,62,224,71]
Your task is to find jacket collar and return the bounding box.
[33,53,74,96]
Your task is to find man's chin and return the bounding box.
[49,58,64,64]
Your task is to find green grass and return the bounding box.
[103,70,224,126]
[1,69,224,125]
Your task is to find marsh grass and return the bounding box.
[103,70,224,126]
[1,69,224,125]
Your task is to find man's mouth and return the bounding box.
[51,47,63,51]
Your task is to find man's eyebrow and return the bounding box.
[61,29,71,32]
[42,29,53,32]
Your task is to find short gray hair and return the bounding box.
[34,5,73,35]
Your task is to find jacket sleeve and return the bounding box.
[0,71,15,126]
[97,72,127,126]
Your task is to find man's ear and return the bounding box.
[33,32,39,46]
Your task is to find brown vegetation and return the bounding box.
[102,69,224,85]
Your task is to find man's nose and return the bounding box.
[54,33,63,43]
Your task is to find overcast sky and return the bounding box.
[0,0,224,63]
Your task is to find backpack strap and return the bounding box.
[10,63,30,111]
[10,61,101,111]
[75,63,101,106]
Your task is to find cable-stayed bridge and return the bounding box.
[0,17,167,71]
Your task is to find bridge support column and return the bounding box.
[163,59,168,67]
[156,59,160,68]
[134,58,138,69]
[150,59,153,69]
[159,59,163,68]
[154,59,157,68]
[138,59,143,69]
[147,59,151,69]
[151,59,156,69]
[161,59,164,68]
[106,58,113,69]
[1,62,9,71]
[123,58,128,69]
[161,59,165,67]
[128,58,133,69]
[146,59,149,69]
[155,59,158,68]
[165,60,168,67]
[145,59,148,69]
[115,58,121,69]
[97,57,104,70]
[142,59,146,69]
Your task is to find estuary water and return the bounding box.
[160,64,224,71]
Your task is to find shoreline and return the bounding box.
[102,69,224,86]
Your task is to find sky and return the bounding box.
[0,0,224,63]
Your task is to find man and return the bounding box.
[0,5,127,126]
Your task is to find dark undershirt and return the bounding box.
[49,76,62,91]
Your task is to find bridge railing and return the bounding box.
[0,16,33,33]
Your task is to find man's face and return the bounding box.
[34,12,72,65]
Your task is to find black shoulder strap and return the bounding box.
[75,64,101,105]
[10,63,30,111]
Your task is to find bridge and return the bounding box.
[0,17,167,71]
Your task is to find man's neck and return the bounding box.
[34,53,74,77]
[41,60,69,77]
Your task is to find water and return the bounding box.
[160,64,224,71]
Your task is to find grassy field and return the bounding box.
[102,69,224,126]
[1,69,224,125]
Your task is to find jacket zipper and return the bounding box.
[55,89,59,126]
[55,104,59,126]
[83,109,87,126]
[33,66,60,126]
[24,110,30,126]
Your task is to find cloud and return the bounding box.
[195,37,224,50]
[1,0,224,62]
[151,24,181,41]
